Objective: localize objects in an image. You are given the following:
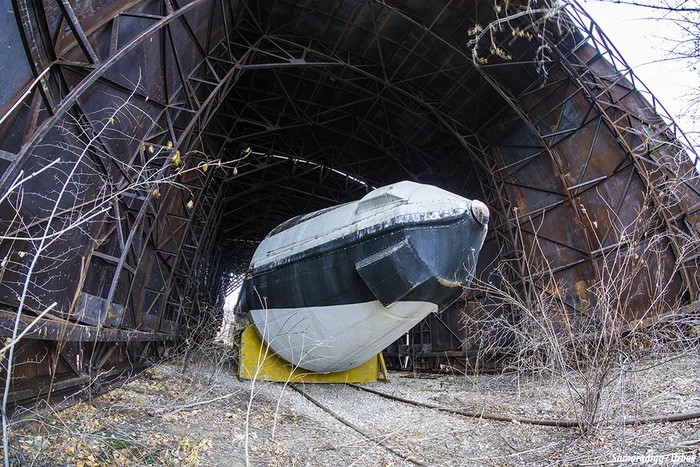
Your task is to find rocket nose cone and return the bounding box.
[471,200,489,225]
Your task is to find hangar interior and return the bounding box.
[0,0,698,406]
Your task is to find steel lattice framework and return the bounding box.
[0,0,698,407]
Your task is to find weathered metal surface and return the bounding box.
[73,292,125,327]
[0,0,697,404]
[0,310,177,341]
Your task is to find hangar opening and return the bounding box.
[0,0,698,407]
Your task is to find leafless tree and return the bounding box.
[594,0,700,142]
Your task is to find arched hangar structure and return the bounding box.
[0,0,698,406]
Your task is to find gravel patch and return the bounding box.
[7,352,700,466]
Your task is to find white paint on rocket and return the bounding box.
[251,181,474,270]
[250,300,438,372]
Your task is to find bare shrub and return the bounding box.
[464,161,700,432]
[176,298,240,386]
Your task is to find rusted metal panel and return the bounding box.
[74,292,125,327]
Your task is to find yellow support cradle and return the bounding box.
[238,325,388,383]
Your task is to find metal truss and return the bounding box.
[0,0,698,404]
[0,0,248,407]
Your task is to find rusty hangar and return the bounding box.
[0,0,698,408]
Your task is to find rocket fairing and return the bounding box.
[237,181,489,373]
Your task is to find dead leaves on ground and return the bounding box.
[9,366,222,467]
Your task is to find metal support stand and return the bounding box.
[238,325,388,383]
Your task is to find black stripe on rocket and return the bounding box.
[240,209,487,312]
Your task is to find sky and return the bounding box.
[581,0,699,151]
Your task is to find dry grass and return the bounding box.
[5,352,699,466]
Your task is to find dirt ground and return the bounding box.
[7,351,700,466]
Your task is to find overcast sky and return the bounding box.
[582,1,699,152]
